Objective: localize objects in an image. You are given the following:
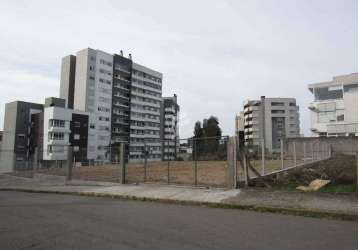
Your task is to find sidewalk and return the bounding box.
[1,174,358,221]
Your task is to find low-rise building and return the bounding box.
[308,72,358,137]
[0,97,95,173]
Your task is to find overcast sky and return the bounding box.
[0,0,357,138]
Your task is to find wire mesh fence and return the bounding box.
[0,136,230,188]
[236,138,332,181]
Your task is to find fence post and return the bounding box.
[303,141,306,163]
[356,152,358,189]
[167,140,170,184]
[293,141,297,167]
[311,142,314,161]
[261,139,265,175]
[243,152,248,187]
[233,136,238,188]
[144,142,147,182]
[66,146,73,182]
[280,139,284,170]
[226,136,237,189]
[319,141,322,160]
[194,138,198,186]
[119,143,126,184]
[33,147,38,172]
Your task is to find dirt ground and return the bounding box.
[31,158,305,187]
[36,161,229,187]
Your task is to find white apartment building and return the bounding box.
[43,106,95,161]
[129,63,163,162]
[73,48,113,161]
[308,72,358,137]
[60,48,172,163]
[242,96,300,153]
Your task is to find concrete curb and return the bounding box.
[1,187,358,222]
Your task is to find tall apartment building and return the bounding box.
[242,96,300,152]
[308,72,358,137]
[60,48,165,162]
[161,94,180,160]
[129,63,163,162]
[71,48,114,161]
[59,55,76,109]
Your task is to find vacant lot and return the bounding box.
[32,158,305,187]
[38,161,228,187]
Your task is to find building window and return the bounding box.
[271,102,284,106]
[318,111,336,123]
[343,83,358,93]
[73,121,81,128]
[74,134,80,140]
[49,132,64,140]
[49,119,65,128]
[17,134,26,140]
[314,86,343,101]
[337,114,344,121]
[271,110,285,114]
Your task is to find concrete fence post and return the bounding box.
[119,143,126,184]
[311,142,314,161]
[293,141,297,167]
[144,142,147,182]
[194,138,198,186]
[356,152,358,189]
[33,147,38,172]
[66,146,73,182]
[303,142,306,163]
[167,140,170,184]
[261,139,265,175]
[280,139,284,170]
[243,152,248,187]
[226,136,237,189]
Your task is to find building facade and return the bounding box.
[0,101,43,172]
[59,48,168,162]
[73,48,113,162]
[308,73,358,137]
[161,94,180,160]
[129,63,163,162]
[242,96,300,153]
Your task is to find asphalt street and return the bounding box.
[0,191,357,250]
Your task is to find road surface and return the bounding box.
[0,191,357,250]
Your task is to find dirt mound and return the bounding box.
[255,154,356,187]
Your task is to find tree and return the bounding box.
[202,116,222,155]
[192,116,223,159]
[193,121,204,157]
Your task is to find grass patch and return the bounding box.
[272,183,358,194]
[319,184,358,194]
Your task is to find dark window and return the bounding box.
[343,83,358,93]
[337,114,344,121]
[314,86,343,100]
[271,102,284,106]
[73,121,81,128]
[271,110,285,114]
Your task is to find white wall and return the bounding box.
[43,107,72,160]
